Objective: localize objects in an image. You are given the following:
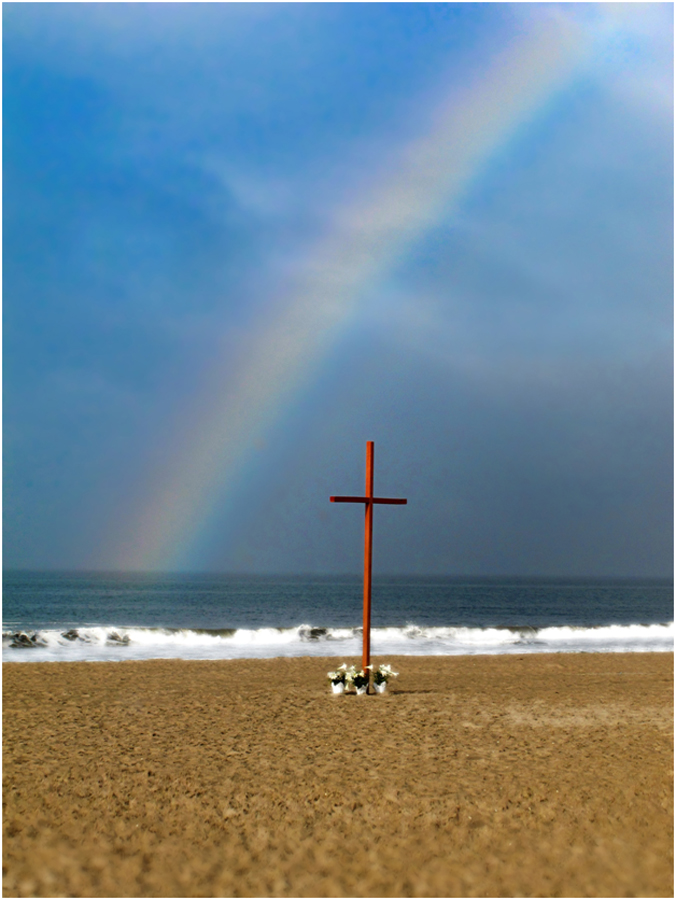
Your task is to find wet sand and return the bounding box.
[3,653,673,897]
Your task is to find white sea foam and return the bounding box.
[2,621,672,663]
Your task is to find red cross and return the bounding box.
[330,441,407,691]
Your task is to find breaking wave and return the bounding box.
[2,621,673,662]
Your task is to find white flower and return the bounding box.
[343,664,358,684]
[328,667,347,682]
[373,662,399,682]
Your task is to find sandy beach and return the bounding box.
[3,653,673,897]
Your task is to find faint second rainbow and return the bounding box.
[111,11,591,571]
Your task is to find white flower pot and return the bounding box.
[331,682,345,694]
[374,681,387,693]
[355,685,368,695]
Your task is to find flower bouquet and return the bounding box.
[327,663,348,694]
[345,664,370,694]
[372,663,398,693]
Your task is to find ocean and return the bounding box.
[3,571,672,663]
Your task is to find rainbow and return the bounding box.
[110,10,603,571]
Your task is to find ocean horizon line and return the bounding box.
[3,569,673,583]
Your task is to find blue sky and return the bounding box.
[4,3,673,575]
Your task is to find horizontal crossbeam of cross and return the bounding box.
[330,496,407,504]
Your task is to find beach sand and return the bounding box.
[3,653,673,898]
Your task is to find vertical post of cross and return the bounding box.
[363,441,375,687]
